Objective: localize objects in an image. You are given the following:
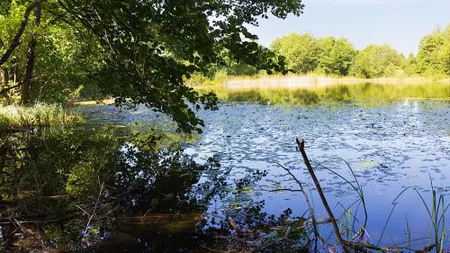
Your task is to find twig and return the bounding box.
[276,162,334,252]
[296,138,348,253]
[82,182,104,238]
[228,216,242,236]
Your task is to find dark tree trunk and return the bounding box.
[0,39,6,87]
[0,39,11,100]
[21,3,42,105]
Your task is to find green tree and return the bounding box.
[350,44,404,78]
[270,33,320,73]
[415,26,450,78]
[402,53,418,76]
[270,34,356,76]
[317,37,356,76]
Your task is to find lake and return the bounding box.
[1,83,450,252]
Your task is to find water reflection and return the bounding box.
[0,125,302,252]
[205,82,450,105]
[0,126,219,251]
[2,92,450,251]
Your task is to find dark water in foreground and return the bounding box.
[1,98,450,252]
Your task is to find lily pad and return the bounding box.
[362,160,379,169]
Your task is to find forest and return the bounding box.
[269,29,450,78]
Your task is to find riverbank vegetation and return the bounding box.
[0,103,81,130]
[198,82,450,105]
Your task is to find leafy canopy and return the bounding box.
[56,0,304,132]
[350,44,404,78]
[270,33,356,76]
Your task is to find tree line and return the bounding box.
[269,27,450,79]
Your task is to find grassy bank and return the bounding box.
[73,98,115,106]
[0,103,82,129]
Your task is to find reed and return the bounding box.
[0,103,82,129]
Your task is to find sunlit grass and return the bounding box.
[73,98,115,106]
[0,103,83,129]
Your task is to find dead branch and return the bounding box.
[82,182,104,238]
[296,138,348,253]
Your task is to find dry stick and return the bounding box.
[296,138,349,253]
[82,182,104,238]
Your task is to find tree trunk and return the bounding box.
[0,38,7,93]
[21,3,42,105]
[0,36,10,99]
[0,0,43,68]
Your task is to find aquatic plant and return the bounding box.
[0,103,82,129]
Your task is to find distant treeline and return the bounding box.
[190,25,450,86]
[270,27,450,79]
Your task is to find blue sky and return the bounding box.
[249,0,450,55]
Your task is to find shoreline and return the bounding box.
[223,75,450,90]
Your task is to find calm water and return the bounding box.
[190,100,450,247]
[78,99,450,250]
[1,95,450,251]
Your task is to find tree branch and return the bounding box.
[296,138,349,253]
[0,0,44,67]
[0,83,22,95]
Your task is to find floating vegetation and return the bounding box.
[361,160,379,170]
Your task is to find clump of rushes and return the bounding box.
[0,103,82,129]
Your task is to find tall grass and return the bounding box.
[0,103,82,129]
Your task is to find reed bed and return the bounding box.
[0,103,82,129]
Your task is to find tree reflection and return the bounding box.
[0,126,309,252]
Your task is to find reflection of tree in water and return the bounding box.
[324,85,351,102]
[0,126,213,250]
[0,127,309,252]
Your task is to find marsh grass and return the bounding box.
[0,103,82,129]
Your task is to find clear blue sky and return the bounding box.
[250,0,450,56]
